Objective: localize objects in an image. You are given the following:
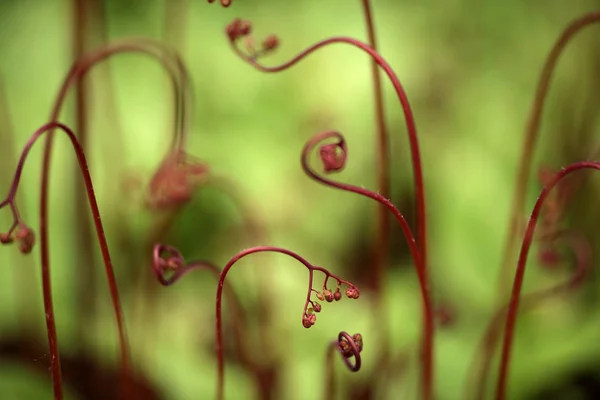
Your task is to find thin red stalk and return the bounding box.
[215,246,358,400]
[325,331,363,399]
[1,122,129,399]
[72,0,97,352]
[360,0,391,294]
[469,232,590,400]
[302,130,433,400]
[495,162,600,399]
[496,12,600,300]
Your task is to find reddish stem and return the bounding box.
[215,246,359,400]
[496,162,600,399]
[469,232,591,400]
[0,122,129,400]
[360,0,391,294]
[302,130,433,399]
[496,12,600,299]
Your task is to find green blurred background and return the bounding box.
[1,0,600,399]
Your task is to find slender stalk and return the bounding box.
[496,12,600,300]
[228,27,431,398]
[215,246,359,400]
[72,0,97,353]
[360,0,391,295]
[495,162,600,399]
[0,122,129,400]
[468,232,590,400]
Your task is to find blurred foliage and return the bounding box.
[1,0,600,399]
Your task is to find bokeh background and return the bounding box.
[1,0,600,399]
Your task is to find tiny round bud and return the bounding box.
[0,232,13,244]
[352,333,363,352]
[334,290,341,301]
[15,225,35,254]
[313,302,322,313]
[319,143,346,173]
[316,292,325,301]
[307,307,314,315]
[262,35,279,52]
[238,20,252,37]
[323,289,334,303]
[345,286,360,299]
[302,314,317,328]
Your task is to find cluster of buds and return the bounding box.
[303,282,360,329]
[0,222,35,254]
[319,142,347,173]
[226,18,279,57]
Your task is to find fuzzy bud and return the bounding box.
[333,290,341,301]
[345,286,360,299]
[315,292,325,301]
[146,151,209,210]
[319,143,346,173]
[313,302,322,313]
[262,35,280,52]
[302,314,316,328]
[15,225,35,254]
[323,289,334,303]
[352,333,363,352]
[0,232,13,244]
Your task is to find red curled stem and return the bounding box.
[496,162,600,399]
[215,246,358,400]
[0,122,129,400]
[230,32,427,268]
[301,130,433,399]
[325,331,363,399]
[497,12,600,300]
[468,231,591,400]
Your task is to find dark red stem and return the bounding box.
[469,232,591,400]
[302,130,433,399]
[496,12,600,299]
[496,162,600,399]
[360,0,391,294]
[215,246,358,400]
[1,122,129,400]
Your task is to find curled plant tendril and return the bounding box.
[213,246,359,400]
[495,161,600,400]
[145,150,210,210]
[467,230,591,400]
[325,331,363,398]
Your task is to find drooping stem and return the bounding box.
[1,122,130,400]
[495,162,600,399]
[496,12,600,300]
[468,232,591,400]
[325,331,363,399]
[228,28,429,287]
[360,0,391,295]
[302,130,433,400]
[215,246,358,400]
